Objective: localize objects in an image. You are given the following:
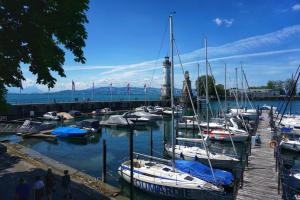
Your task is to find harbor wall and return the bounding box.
[2,100,171,120]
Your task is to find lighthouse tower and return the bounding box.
[160,56,171,100]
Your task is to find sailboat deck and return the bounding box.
[237,112,281,200]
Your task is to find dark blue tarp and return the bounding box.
[281,127,293,133]
[52,127,87,137]
[175,160,233,186]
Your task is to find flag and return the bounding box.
[72,80,75,91]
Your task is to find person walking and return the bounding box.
[34,176,45,200]
[45,168,55,200]
[15,178,30,200]
[62,170,72,199]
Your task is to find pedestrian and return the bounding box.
[15,178,30,200]
[62,170,72,199]
[45,168,55,200]
[34,176,45,200]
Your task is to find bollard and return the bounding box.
[102,139,107,183]
[150,128,153,156]
[185,120,187,135]
[129,128,134,200]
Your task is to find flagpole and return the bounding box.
[92,82,94,101]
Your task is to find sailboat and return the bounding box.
[118,15,235,200]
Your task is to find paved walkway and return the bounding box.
[0,143,127,200]
[237,112,281,200]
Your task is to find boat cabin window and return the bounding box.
[162,167,171,172]
[145,162,155,167]
[184,176,194,181]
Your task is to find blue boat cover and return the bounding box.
[52,127,87,137]
[281,127,293,133]
[175,160,233,186]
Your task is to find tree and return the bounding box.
[195,75,224,97]
[266,80,275,89]
[0,0,89,108]
[284,78,297,96]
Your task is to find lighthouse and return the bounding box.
[160,56,171,100]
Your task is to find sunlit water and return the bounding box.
[1,100,300,199]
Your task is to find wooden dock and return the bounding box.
[237,111,281,200]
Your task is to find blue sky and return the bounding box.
[16,0,300,92]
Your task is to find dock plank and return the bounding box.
[237,112,281,200]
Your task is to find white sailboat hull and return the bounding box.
[280,141,300,152]
[118,164,233,200]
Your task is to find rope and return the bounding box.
[173,38,216,183]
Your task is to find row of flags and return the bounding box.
[71,81,148,94]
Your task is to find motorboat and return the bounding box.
[135,106,147,112]
[100,115,133,128]
[93,107,113,115]
[76,119,100,133]
[118,158,234,200]
[163,107,182,116]
[202,129,249,142]
[69,110,81,117]
[133,111,162,120]
[280,139,300,152]
[43,111,61,121]
[122,112,150,126]
[18,120,56,134]
[165,144,239,170]
[52,127,88,138]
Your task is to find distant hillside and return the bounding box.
[8,86,182,96]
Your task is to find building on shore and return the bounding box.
[180,71,193,105]
[160,56,171,100]
[228,88,281,98]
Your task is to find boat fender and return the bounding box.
[269,140,277,148]
[180,152,184,159]
[194,155,198,161]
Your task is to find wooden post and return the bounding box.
[192,116,195,136]
[129,128,134,200]
[175,120,178,145]
[102,139,107,182]
[185,120,187,135]
[163,122,166,142]
[150,128,153,156]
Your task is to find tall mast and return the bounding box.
[235,67,239,114]
[240,63,244,108]
[169,14,175,169]
[205,37,209,131]
[197,63,200,121]
[224,64,227,112]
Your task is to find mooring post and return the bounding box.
[163,122,166,142]
[129,127,134,200]
[192,116,195,136]
[175,120,178,145]
[185,120,187,135]
[102,139,107,183]
[150,127,153,156]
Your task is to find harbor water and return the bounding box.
[1,100,300,199]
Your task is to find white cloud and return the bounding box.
[213,18,223,26]
[292,4,300,11]
[223,19,234,27]
[213,18,234,27]
[42,24,300,91]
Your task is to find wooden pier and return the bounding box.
[237,111,281,200]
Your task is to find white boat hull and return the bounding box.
[118,166,232,200]
[280,141,300,152]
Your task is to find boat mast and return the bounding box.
[240,63,244,108]
[205,37,209,132]
[224,64,227,112]
[169,14,175,170]
[235,67,238,114]
[197,63,200,121]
